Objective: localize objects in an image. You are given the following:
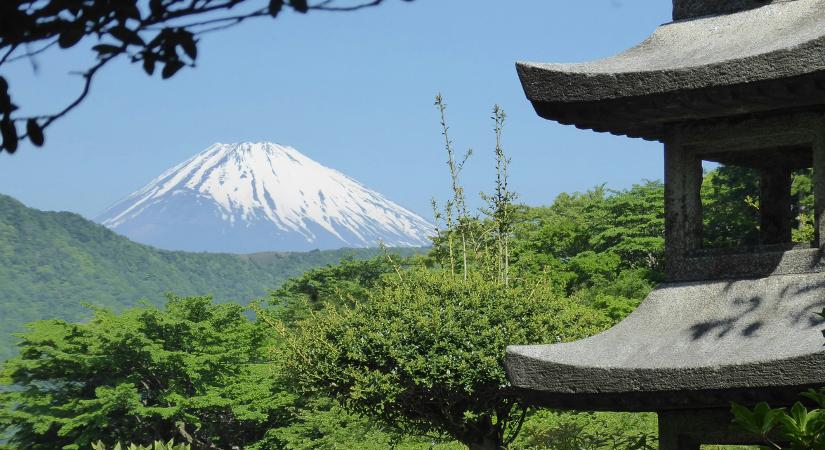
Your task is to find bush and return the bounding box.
[91,440,190,450]
[281,267,611,450]
[512,410,657,449]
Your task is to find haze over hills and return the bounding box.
[0,193,421,360]
[96,142,434,253]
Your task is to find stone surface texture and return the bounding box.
[674,0,798,20]
[517,0,825,104]
[506,272,825,410]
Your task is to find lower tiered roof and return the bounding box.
[506,272,825,411]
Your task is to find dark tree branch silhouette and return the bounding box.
[0,0,411,153]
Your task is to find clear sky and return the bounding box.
[0,0,672,220]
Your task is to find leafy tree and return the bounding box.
[511,181,666,283]
[0,0,412,153]
[280,268,611,450]
[0,295,286,449]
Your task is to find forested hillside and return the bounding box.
[0,193,422,360]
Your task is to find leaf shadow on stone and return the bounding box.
[688,294,763,340]
[687,278,825,342]
[785,281,825,328]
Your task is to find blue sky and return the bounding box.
[0,0,671,220]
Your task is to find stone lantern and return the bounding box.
[505,0,825,448]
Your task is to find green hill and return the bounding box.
[0,193,424,360]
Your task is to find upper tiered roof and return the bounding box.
[517,0,825,140]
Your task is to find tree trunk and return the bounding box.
[467,437,501,450]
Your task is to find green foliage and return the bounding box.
[282,268,612,449]
[259,397,464,450]
[90,440,190,450]
[732,392,825,449]
[701,165,814,248]
[512,410,658,450]
[268,255,414,325]
[702,165,761,248]
[511,181,666,287]
[0,296,286,449]
[0,192,421,360]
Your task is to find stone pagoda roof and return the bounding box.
[517,0,825,140]
[506,272,825,411]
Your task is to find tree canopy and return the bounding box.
[0,295,280,449]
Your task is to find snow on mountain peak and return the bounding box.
[96,142,434,253]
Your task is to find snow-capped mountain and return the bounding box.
[96,142,434,253]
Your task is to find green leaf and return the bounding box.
[802,388,825,408]
[732,402,783,437]
[732,402,761,435]
[161,60,184,79]
[26,119,44,147]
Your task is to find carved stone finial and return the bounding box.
[673,0,792,20]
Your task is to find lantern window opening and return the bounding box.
[696,149,816,255]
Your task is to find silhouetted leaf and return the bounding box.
[92,44,122,55]
[1,120,18,153]
[0,77,10,112]
[268,0,283,17]
[109,26,145,46]
[116,2,142,20]
[161,60,184,79]
[178,31,197,60]
[142,56,156,75]
[149,0,164,17]
[26,119,44,147]
[289,0,308,13]
[58,26,84,48]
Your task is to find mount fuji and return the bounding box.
[96,142,434,253]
